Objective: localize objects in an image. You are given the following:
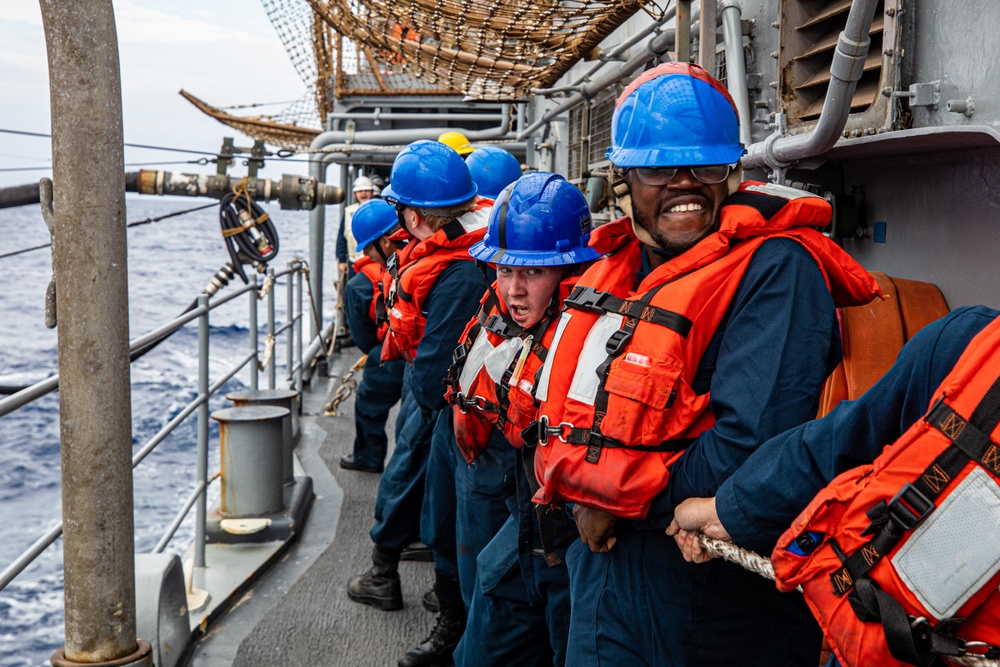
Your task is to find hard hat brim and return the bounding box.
[380,182,478,208]
[606,144,747,169]
[469,241,602,267]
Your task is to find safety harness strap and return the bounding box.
[826,374,1000,667]
[831,374,1000,595]
[564,286,694,338]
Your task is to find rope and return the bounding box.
[322,354,367,416]
[257,334,276,371]
[257,273,275,300]
[697,536,1000,667]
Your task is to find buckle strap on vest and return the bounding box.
[564,286,694,338]
[830,374,1000,599]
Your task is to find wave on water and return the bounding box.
[0,195,340,666]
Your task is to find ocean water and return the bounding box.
[0,194,340,666]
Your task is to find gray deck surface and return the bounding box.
[188,350,439,667]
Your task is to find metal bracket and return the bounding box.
[889,82,939,108]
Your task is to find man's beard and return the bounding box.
[632,206,712,259]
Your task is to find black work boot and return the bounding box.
[348,547,403,611]
[398,574,466,667]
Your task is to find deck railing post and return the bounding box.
[267,267,277,389]
[286,262,294,385]
[195,294,210,569]
[249,273,259,391]
[296,267,304,392]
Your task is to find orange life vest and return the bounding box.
[771,316,1000,667]
[352,256,388,338]
[381,203,492,364]
[530,181,881,519]
[445,278,577,464]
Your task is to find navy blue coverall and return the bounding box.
[566,239,843,667]
[370,261,488,563]
[343,270,406,470]
[716,305,998,555]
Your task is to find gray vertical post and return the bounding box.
[307,159,328,342]
[267,267,277,389]
[39,1,152,664]
[676,0,693,63]
[698,0,717,73]
[249,273,259,391]
[722,2,754,147]
[213,406,287,515]
[286,262,294,384]
[195,294,209,568]
[296,268,304,393]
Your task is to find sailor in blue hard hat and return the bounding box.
[339,199,408,474]
[452,172,601,667]
[348,139,493,667]
[528,62,878,667]
[465,145,523,200]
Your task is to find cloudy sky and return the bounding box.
[0,0,314,188]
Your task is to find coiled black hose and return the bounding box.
[218,189,279,283]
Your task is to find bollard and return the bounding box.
[212,406,287,515]
[225,389,299,485]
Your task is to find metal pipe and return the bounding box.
[743,0,879,170]
[676,0,693,63]
[286,263,294,383]
[531,5,680,97]
[699,0,718,73]
[249,273,259,391]
[39,0,142,662]
[0,523,63,591]
[307,160,332,342]
[267,267,277,389]
[516,24,680,140]
[296,270,304,393]
[721,2,753,147]
[328,111,504,122]
[195,294,209,569]
[153,480,207,554]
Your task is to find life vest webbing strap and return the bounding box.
[584,282,672,463]
[829,374,1000,596]
[564,286,693,338]
[521,447,563,568]
[562,427,695,453]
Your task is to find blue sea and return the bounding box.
[0,194,340,666]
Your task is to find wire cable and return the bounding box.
[0,202,217,261]
[0,128,219,156]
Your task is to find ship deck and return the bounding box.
[188,348,437,666]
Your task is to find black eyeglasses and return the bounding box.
[628,164,733,186]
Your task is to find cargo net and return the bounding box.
[183,0,665,149]
[307,0,668,100]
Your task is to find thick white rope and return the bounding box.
[697,536,998,667]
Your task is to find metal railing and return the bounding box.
[0,259,320,591]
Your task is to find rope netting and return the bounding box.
[307,0,667,99]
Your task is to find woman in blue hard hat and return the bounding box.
[346,140,494,667]
[340,199,408,474]
[446,172,601,667]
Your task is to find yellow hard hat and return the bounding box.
[437,131,474,156]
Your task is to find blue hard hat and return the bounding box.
[606,62,746,168]
[380,140,478,207]
[466,146,522,199]
[469,172,602,267]
[351,199,399,250]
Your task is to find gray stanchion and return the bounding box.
[225,389,299,485]
[212,406,287,516]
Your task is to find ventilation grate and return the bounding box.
[780,0,892,125]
